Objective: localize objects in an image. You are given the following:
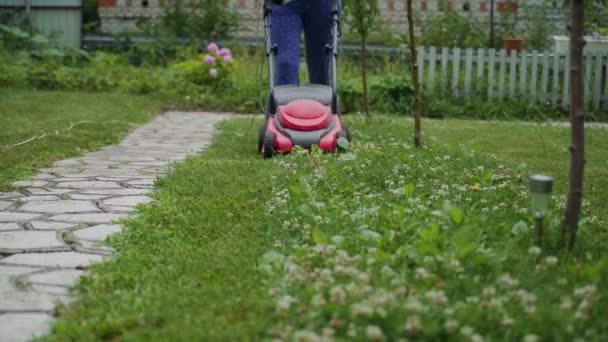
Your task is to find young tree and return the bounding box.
[343,0,379,120]
[561,0,585,251]
[406,0,422,147]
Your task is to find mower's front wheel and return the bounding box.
[263,132,275,159]
[336,124,351,153]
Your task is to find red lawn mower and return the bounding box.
[258,0,350,158]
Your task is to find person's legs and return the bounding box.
[302,0,333,85]
[271,4,303,86]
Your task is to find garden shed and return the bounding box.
[0,0,82,48]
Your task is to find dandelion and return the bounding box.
[207,42,219,53]
[203,55,216,65]
[209,68,218,78]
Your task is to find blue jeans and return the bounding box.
[271,0,337,86]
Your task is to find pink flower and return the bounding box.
[218,48,231,57]
[207,42,219,53]
[203,55,216,65]
[223,55,233,63]
[209,68,218,78]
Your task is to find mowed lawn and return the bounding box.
[0,88,162,190]
[46,116,608,341]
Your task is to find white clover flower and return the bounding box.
[523,334,539,342]
[560,297,573,310]
[425,289,448,305]
[329,286,347,304]
[293,330,321,342]
[471,333,484,342]
[268,287,281,297]
[405,316,421,334]
[528,246,541,256]
[460,325,474,338]
[366,325,386,341]
[405,296,423,313]
[415,267,429,280]
[322,327,335,340]
[351,302,374,317]
[545,256,558,266]
[276,295,295,316]
[312,293,326,307]
[482,286,496,298]
[445,319,459,333]
[501,316,514,328]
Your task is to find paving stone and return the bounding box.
[69,194,109,200]
[0,192,23,200]
[0,200,13,210]
[11,180,48,188]
[80,188,152,196]
[30,284,71,296]
[0,313,54,342]
[25,188,73,196]
[126,179,155,188]
[0,265,38,277]
[17,196,61,202]
[104,195,153,207]
[18,200,100,214]
[0,212,42,222]
[55,181,122,189]
[1,252,104,268]
[29,221,79,231]
[0,231,66,253]
[48,213,127,224]
[0,291,59,312]
[107,206,137,213]
[73,224,122,241]
[0,223,20,231]
[27,269,84,287]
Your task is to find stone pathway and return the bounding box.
[0,112,230,342]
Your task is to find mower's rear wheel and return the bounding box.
[342,124,351,141]
[263,132,275,159]
[258,124,266,153]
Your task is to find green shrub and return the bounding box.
[418,10,487,48]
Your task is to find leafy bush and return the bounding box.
[339,74,414,114]
[418,11,487,48]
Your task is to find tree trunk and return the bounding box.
[562,0,585,251]
[406,0,421,147]
[361,33,370,120]
[489,0,495,48]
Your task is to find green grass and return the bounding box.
[46,116,608,341]
[0,88,162,190]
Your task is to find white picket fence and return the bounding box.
[417,47,608,112]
